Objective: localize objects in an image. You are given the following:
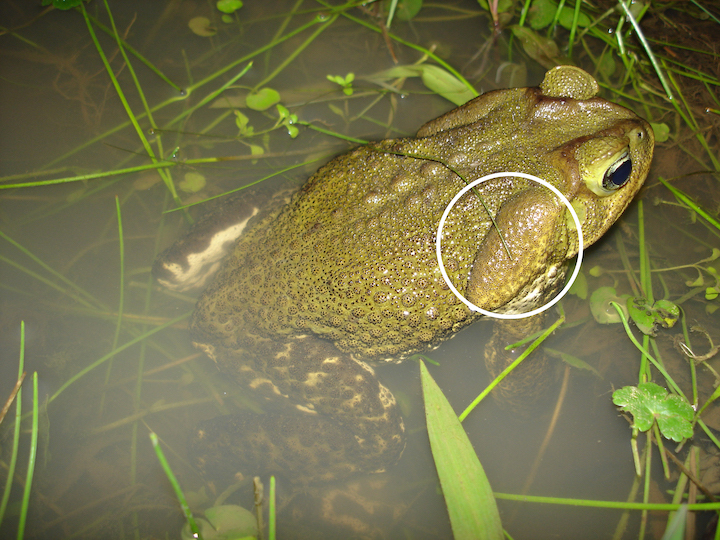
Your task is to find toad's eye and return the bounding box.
[603,151,632,191]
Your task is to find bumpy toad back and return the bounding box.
[185,66,654,483]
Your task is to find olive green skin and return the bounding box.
[189,66,654,483]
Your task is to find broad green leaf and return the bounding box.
[612,382,694,442]
[189,17,217,37]
[420,361,503,540]
[246,88,281,111]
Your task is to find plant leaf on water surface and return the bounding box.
[180,172,207,193]
[651,122,670,143]
[368,65,477,106]
[245,88,281,111]
[419,64,478,106]
[189,16,217,37]
[420,360,503,540]
[568,268,587,299]
[216,0,243,15]
[626,297,680,336]
[181,505,257,540]
[510,26,565,69]
[545,348,601,378]
[612,382,694,442]
[589,286,630,324]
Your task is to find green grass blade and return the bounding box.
[16,372,39,540]
[48,311,192,405]
[660,177,720,231]
[268,476,276,540]
[150,432,202,540]
[0,323,26,529]
[420,360,503,540]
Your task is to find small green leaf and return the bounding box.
[394,0,423,21]
[206,505,257,536]
[246,88,281,111]
[546,349,601,377]
[510,26,563,69]
[597,54,616,78]
[179,172,206,193]
[527,0,555,30]
[557,6,591,29]
[217,0,243,14]
[221,14,233,23]
[627,297,657,335]
[627,297,680,335]
[654,299,680,328]
[589,287,629,324]
[234,110,253,136]
[612,382,694,442]
[188,17,217,37]
[651,122,670,143]
[249,144,264,157]
[419,64,477,106]
[707,287,719,301]
[568,269,587,299]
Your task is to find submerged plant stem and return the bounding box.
[150,432,202,539]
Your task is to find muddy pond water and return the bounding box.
[1,1,719,539]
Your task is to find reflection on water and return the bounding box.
[1,1,718,539]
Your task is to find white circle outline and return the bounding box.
[435,172,584,319]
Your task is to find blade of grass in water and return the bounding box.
[99,196,126,417]
[420,360,503,540]
[150,432,202,540]
[0,323,26,529]
[101,0,179,203]
[660,177,720,231]
[16,372,38,540]
[268,476,276,540]
[80,2,183,206]
[48,311,191,405]
[458,315,565,421]
[83,10,182,92]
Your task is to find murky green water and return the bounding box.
[1,1,718,539]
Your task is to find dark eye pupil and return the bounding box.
[603,153,632,191]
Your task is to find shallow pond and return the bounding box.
[1,1,719,539]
